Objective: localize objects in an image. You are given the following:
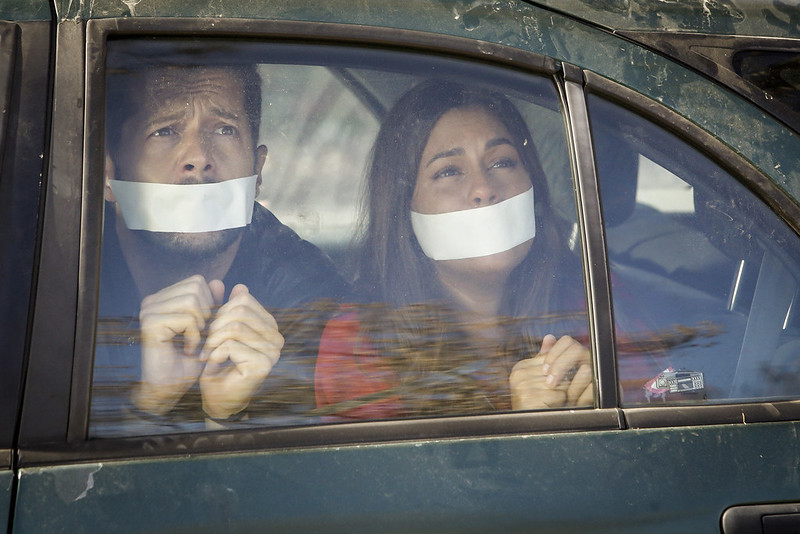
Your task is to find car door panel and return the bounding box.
[12,421,800,533]
[1,467,11,531]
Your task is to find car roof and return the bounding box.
[4,0,799,38]
[534,0,800,39]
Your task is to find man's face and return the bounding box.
[107,67,266,258]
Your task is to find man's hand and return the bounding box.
[134,275,216,415]
[199,283,284,420]
[509,334,593,410]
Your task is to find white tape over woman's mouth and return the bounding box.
[410,187,535,261]
[109,175,258,233]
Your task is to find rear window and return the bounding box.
[90,39,591,437]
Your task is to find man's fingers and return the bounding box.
[140,274,215,330]
[208,279,226,306]
[204,339,276,379]
[142,312,203,355]
[203,318,283,366]
[200,338,276,420]
[228,283,249,299]
[201,289,281,360]
[217,288,277,328]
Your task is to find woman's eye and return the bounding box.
[214,125,237,136]
[490,157,517,170]
[432,165,460,180]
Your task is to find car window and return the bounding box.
[89,39,590,438]
[589,95,800,406]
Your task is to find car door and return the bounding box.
[10,2,800,533]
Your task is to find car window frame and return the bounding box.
[18,17,627,467]
[19,15,800,468]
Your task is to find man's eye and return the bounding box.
[151,127,176,137]
[214,125,237,136]
[432,165,460,180]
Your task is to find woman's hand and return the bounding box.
[509,334,593,410]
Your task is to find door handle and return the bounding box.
[722,503,800,534]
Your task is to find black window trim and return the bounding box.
[0,21,16,161]
[17,18,84,450]
[0,20,18,472]
[559,63,619,411]
[2,17,53,467]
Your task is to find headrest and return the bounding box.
[593,126,640,227]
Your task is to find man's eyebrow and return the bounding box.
[141,103,242,129]
[142,110,186,130]
[425,147,464,168]
[209,106,242,123]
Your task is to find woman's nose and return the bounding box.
[470,172,497,206]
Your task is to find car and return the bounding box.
[3,0,800,532]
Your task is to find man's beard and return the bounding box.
[133,226,243,262]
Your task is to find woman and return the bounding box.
[315,80,592,419]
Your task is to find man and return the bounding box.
[91,62,348,436]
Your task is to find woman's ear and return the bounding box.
[255,144,268,197]
[104,151,117,203]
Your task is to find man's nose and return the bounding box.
[470,171,497,207]
[179,131,213,176]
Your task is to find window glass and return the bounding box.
[90,39,590,437]
[590,95,800,406]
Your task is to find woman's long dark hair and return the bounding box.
[358,80,569,319]
[348,80,583,415]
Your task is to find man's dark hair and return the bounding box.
[105,64,262,160]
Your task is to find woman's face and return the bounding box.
[411,105,534,282]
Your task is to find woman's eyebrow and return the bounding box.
[486,137,514,150]
[425,147,464,168]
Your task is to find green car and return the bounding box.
[3,1,800,532]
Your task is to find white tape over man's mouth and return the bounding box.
[410,187,535,261]
[109,175,258,233]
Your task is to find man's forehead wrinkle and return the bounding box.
[140,87,245,126]
[145,68,241,98]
